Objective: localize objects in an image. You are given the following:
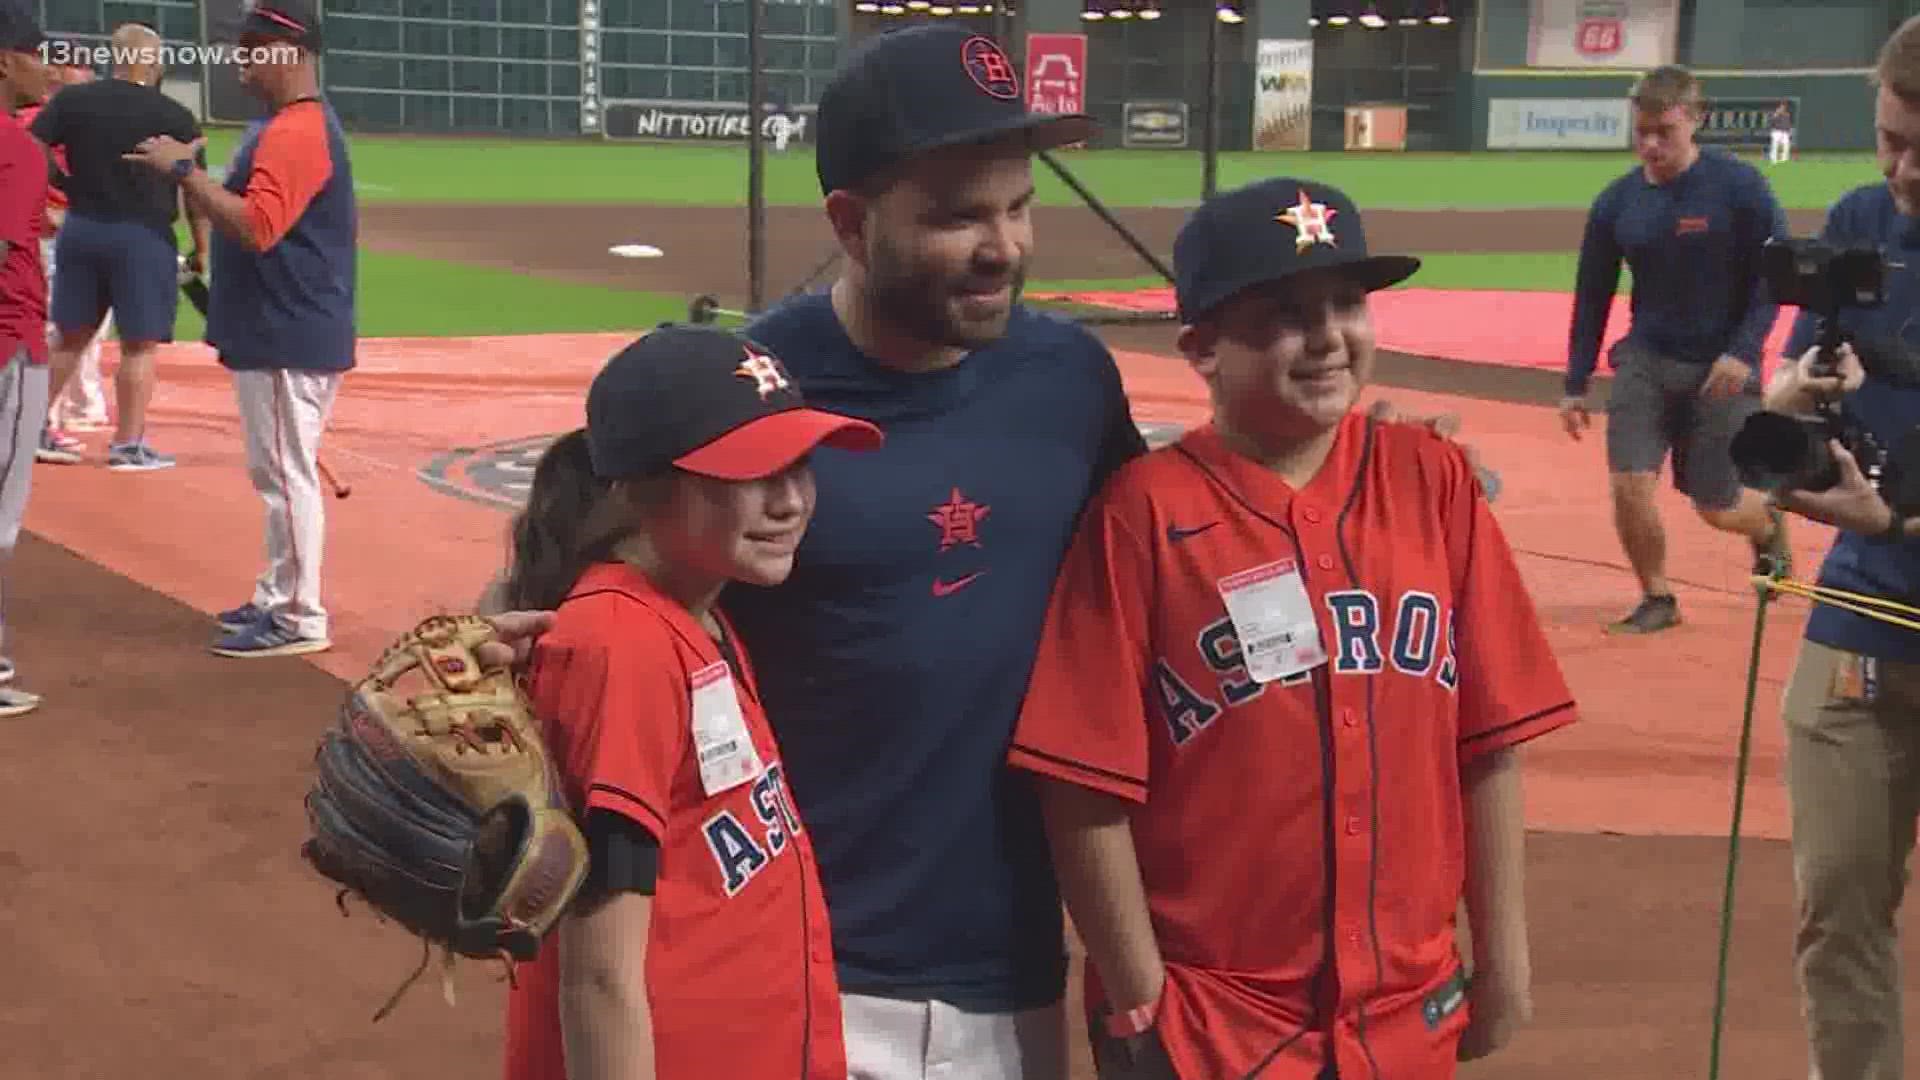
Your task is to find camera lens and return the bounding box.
[1731,412,1838,492]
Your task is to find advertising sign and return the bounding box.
[1526,0,1680,69]
[1253,39,1313,151]
[1695,97,1798,150]
[601,100,813,143]
[1486,97,1631,149]
[1123,100,1189,148]
[1025,33,1087,116]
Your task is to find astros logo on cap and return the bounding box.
[1276,190,1338,254]
[961,35,1020,100]
[736,346,792,399]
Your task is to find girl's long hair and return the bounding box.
[501,429,638,613]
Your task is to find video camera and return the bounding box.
[1729,236,1900,497]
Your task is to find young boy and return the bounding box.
[1006,178,1579,1079]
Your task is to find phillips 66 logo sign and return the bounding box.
[1574,0,1624,57]
[1527,0,1678,69]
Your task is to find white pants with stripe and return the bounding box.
[233,368,341,641]
[0,350,47,655]
[841,993,1069,1080]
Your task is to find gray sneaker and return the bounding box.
[0,686,40,718]
[107,442,176,472]
[1608,593,1682,635]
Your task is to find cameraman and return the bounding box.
[1763,15,1920,1079]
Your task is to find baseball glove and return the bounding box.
[301,614,591,1020]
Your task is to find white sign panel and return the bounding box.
[1487,98,1631,149]
[1527,0,1680,69]
[1252,39,1313,151]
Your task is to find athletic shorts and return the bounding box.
[1604,339,1762,512]
[50,213,177,343]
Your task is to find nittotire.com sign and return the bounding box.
[601,100,814,144]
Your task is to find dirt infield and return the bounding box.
[10,520,1919,1077]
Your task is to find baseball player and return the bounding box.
[124,1,353,658]
[498,326,881,1080]
[1768,101,1794,165]
[17,53,109,464]
[0,0,47,718]
[1007,178,1578,1079]
[1560,64,1793,634]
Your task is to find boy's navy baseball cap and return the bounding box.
[586,325,883,482]
[1173,177,1422,323]
[0,1,44,52]
[814,23,1096,195]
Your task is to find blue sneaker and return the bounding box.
[211,618,330,659]
[107,442,176,472]
[216,603,265,632]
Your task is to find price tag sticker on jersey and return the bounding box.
[1217,559,1326,683]
[690,661,765,797]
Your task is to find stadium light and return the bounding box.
[1137,3,1161,18]
[854,0,879,10]
[1216,2,1244,23]
[880,2,905,12]
[1308,15,1319,25]
[957,2,981,11]
[930,3,954,13]
[1327,13,1352,26]
[1358,4,1387,28]
[1081,2,1104,19]
[1428,2,1453,24]
[1109,0,1133,18]
[1397,13,1421,25]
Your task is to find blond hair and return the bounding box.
[1629,65,1703,116]
[1877,15,1920,104]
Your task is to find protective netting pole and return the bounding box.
[1202,6,1220,201]
[746,0,767,314]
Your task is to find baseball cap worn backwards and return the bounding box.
[1173,177,1421,324]
[586,325,884,482]
[0,1,44,52]
[814,23,1096,195]
[224,0,322,51]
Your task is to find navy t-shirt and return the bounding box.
[1566,147,1790,397]
[722,293,1147,1010]
[1780,183,1920,664]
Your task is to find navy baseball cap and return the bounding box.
[814,23,1096,195]
[1173,177,1422,324]
[0,1,44,52]
[586,325,883,482]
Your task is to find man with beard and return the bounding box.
[717,24,1133,1078]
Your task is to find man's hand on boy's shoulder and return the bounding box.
[1367,400,1502,503]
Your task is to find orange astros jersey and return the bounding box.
[503,562,846,1080]
[1009,412,1576,1080]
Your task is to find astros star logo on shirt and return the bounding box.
[1276,191,1338,254]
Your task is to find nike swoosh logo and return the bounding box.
[932,571,985,597]
[1166,522,1219,542]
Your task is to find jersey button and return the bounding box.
[1302,507,1323,524]
[1317,554,1336,570]
[1346,815,1362,835]
[1342,708,1357,728]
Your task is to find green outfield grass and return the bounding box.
[203,128,1878,212]
[159,249,1621,340]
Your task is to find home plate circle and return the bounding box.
[608,243,663,258]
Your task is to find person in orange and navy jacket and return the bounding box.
[122,0,356,660]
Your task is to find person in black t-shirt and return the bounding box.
[30,22,207,473]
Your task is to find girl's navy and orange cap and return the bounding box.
[585,324,883,481]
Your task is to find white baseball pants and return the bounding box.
[232,367,341,641]
[840,993,1069,1080]
[1770,130,1793,163]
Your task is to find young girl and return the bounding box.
[499,325,882,1080]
